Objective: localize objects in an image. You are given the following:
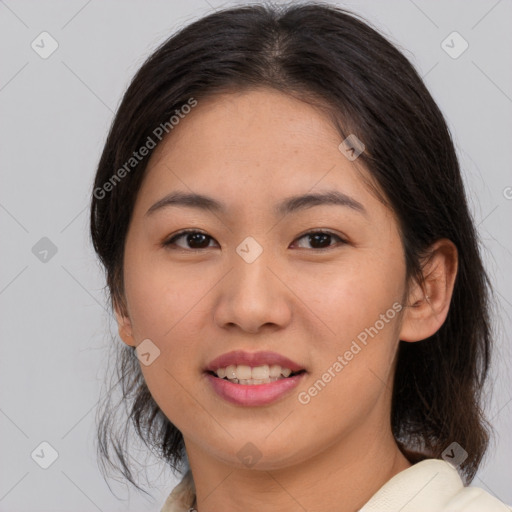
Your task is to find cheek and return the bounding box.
[123,245,206,341]
[293,249,404,345]
[121,249,207,411]
[127,267,207,433]
[291,248,405,410]
[291,266,403,443]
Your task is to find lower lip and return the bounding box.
[205,372,306,406]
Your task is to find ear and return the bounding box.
[113,297,136,347]
[399,239,458,342]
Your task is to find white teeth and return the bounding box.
[269,364,282,378]
[252,365,269,379]
[225,365,237,379]
[236,365,252,380]
[214,363,297,381]
[237,377,281,385]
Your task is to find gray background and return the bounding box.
[1,0,511,510]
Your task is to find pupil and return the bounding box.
[188,233,209,249]
[310,233,330,248]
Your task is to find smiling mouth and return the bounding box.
[206,365,306,386]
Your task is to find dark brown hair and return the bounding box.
[90,1,494,495]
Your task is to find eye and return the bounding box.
[292,230,347,250]
[163,229,346,251]
[163,229,217,251]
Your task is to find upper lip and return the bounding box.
[205,350,305,373]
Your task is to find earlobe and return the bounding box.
[399,239,458,343]
[114,298,136,347]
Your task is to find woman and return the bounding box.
[90,3,510,511]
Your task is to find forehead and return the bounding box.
[136,88,382,218]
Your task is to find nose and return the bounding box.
[213,244,293,334]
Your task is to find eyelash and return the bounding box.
[162,229,347,252]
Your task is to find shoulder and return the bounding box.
[160,469,196,512]
[444,485,511,512]
[359,459,510,512]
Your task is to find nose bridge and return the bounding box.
[231,234,277,296]
[214,233,290,332]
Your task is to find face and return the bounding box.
[117,87,411,470]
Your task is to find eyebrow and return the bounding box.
[145,190,367,217]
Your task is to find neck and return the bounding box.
[184,424,412,512]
